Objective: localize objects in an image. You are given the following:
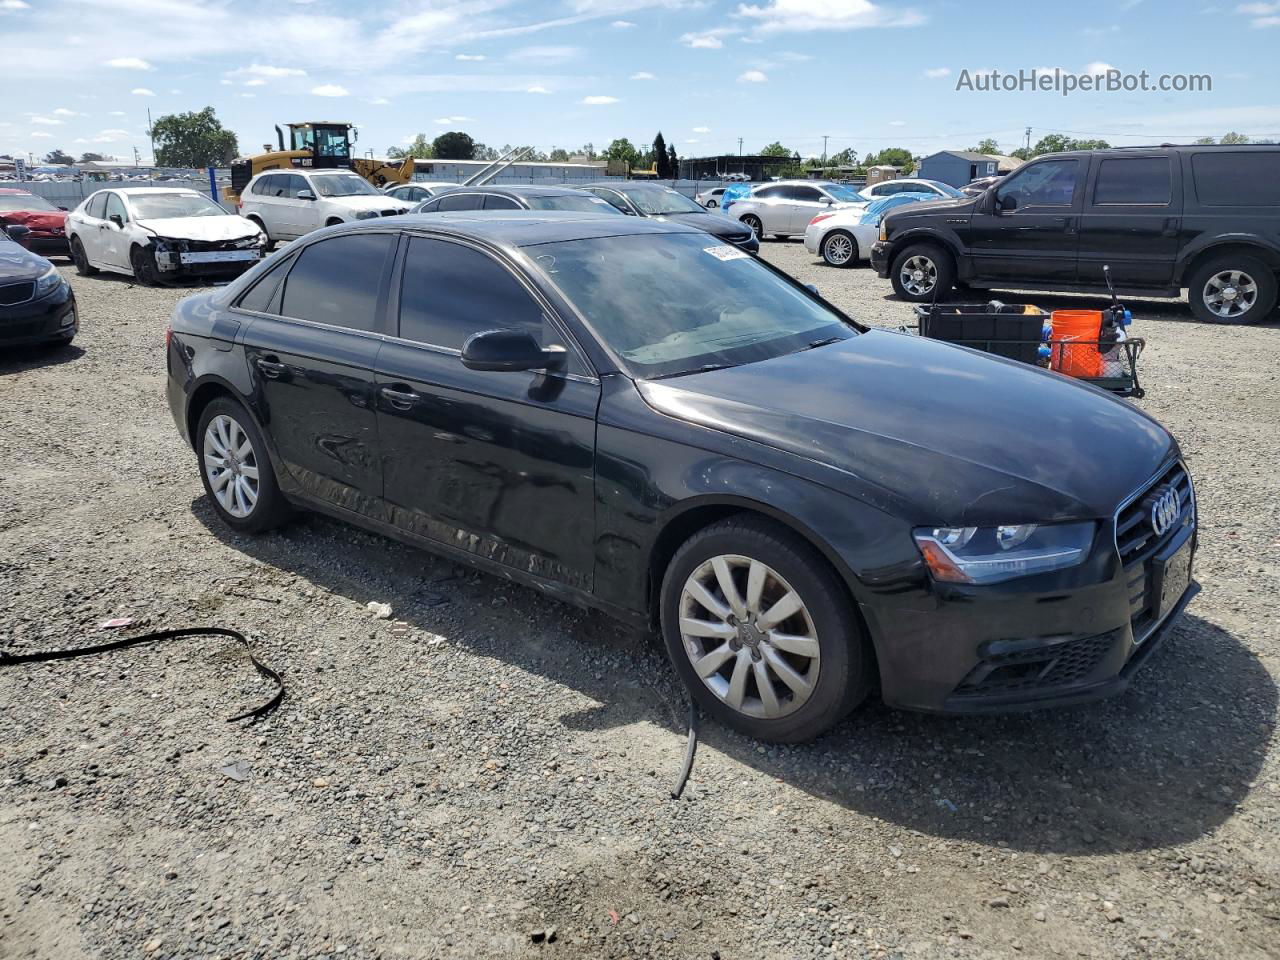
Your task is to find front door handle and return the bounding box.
[254,356,287,379]
[380,384,421,410]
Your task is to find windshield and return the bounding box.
[925,181,965,198]
[0,193,60,213]
[525,194,621,213]
[313,174,380,198]
[128,193,227,219]
[529,232,855,378]
[819,184,863,203]
[621,187,705,215]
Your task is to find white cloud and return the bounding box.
[889,120,907,126]
[369,97,391,105]
[737,69,768,83]
[434,115,476,124]
[311,83,349,97]
[509,45,579,62]
[612,19,636,27]
[1,0,32,10]
[244,78,267,86]
[131,88,155,96]
[526,85,551,93]
[630,71,655,79]
[582,95,620,104]
[239,93,256,98]
[692,126,710,133]
[105,56,153,70]
[455,53,487,61]
[53,107,80,117]
[680,28,737,48]
[924,66,950,78]
[30,116,63,126]
[737,0,926,34]
[1237,0,1280,23]
[229,63,307,82]
[108,110,127,116]
[1084,60,1117,75]
[30,131,53,138]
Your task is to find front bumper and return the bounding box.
[0,284,77,346]
[870,240,892,277]
[28,235,71,257]
[154,245,264,277]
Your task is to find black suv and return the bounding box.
[871,144,1280,324]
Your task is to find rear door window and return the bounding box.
[279,233,395,332]
[436,193,483,211]
[1093,157,1172,205]
[483,194,522,210]
[1191,152,1280,206]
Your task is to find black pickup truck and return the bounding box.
[871,144,1280,324]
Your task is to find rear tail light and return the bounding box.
[164,324,172,350]
[809,213,836,226]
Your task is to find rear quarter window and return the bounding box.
[1191,152,1280,206]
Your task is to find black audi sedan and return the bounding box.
[579,182,760,254]
[165,213,1198,743]
[1,226,78,348]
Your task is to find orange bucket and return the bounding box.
[1050,310,1104,378]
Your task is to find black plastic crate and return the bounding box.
[914,302,1048,364]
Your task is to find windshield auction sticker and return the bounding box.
[704,245,750,262]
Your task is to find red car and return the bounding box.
[0,188,70,257]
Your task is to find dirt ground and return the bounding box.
[1,245,1277,960]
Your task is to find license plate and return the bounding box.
[1156,537,1193,622]
[179,250,260,264]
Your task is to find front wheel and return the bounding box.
[821,230,858,267]
[70,236,98,276]
[196,397,291,534]
[660,516,870,743]
[1187,254,1278,325]
[890,243,955,302]
[130,245,160,286]
[740,214,763,241]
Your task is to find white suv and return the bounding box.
[238,169,411,245]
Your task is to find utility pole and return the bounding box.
[147,107,155,166]
[1025,126,1032,153]
[822,134,829,170]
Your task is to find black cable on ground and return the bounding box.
[0,626,284,723]
[670,698,699,800]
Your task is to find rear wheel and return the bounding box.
[130,245,160,286]
[70,236,97,276]
[196,397,291,534]
[890,243,955,302]
[707,199,719,208]
[660,516,870,743]
[821,230,858,267]
[1187,253,1277,325]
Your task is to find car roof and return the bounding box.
[0,187,35,195]
[431,184,599,197]
[104,187,204,196]
[336,210,709,247]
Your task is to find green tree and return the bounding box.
[758,141,791,158]
[1193,136,1217,145]
[968,138,1001,154]
[1020,134,1110,158]
[388,134,435,160]
[432,131,476,160]
[77,152,107,163]
[578,142,597,160]
[830,147,858,166]
[549,148,570,162]
[604,137,640,167]
[653,131,669,178]
[43,149,74,165]
[667,143,678,178]
[150,107,238,167]
[1220,131,1250,144]
[866,147,914,170]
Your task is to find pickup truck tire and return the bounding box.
[890,243,955,302]
[1187,254,1278,325]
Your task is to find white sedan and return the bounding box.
[804,193,940,267]
[65,187,266,285]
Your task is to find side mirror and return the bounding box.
[58,206,68,212]
[804,283,820,297]
[109,214,125,228]
[821,197,835,205]
[296,189,316,201]
[461,329,567,373]
[5,223,32,245]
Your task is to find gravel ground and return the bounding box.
[1,247,1277,960]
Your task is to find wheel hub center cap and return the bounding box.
[1223,287,1238,300]
[912,270,924,281]
[738,621,765,648]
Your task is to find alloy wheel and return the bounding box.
[203,414,260,519]
[823,233,854,266]
[1202,269,1258,319]
[678,554,820,720]
[900,255,937,297]
[742,216,763,239]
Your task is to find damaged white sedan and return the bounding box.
[65,188,266,285]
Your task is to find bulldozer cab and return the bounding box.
[286,122,353,169]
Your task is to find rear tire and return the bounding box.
[890,243,955,302]
[195,397,292,534]
[1187,253,1277,325]
[821,230,858,267]
[70,237,97,276]
[660,516,871,743]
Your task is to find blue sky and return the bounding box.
[3,0,1278,164]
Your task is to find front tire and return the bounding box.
[1187,254,1278,325]
[660,516,871,743]
[246,216,275,253]
[821,230,858,267]
[196,397,291,534]
[890,243,955,302]
[70,237,98,276]
[130,245,160,286]
[740,214,763,241]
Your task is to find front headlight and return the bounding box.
[355,210,379,220]
[913,522,1096,585]
[879,221,889,242]
[34,265,62,298]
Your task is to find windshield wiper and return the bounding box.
[801,336,844,351]
[648,363,733,380]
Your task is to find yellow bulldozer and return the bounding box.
[226,122,414,206]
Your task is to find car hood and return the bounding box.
[656,211,754,240]
[135,215,262,241]
[325,194,409,212]
[636,330,1175,524]
[1,209,66,233]
[0,240,53,281]
[884,194,977,224]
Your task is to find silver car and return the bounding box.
[729,180,866,241]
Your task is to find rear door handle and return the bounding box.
[1162,217,1179,238]
[379,384,420,410]
[254,356,286,379]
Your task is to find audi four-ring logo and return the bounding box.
[1150,488,1181,537]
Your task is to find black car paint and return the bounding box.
[167,214,1197,714]
[871,144,1280,295]
[0,238,77,347]
[579,183,761,254]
